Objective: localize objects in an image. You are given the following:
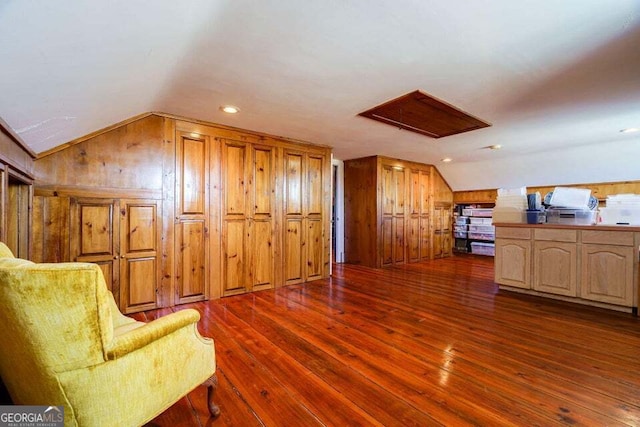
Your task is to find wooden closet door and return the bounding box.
[250,145,276,291]
[306,154,324,281]
[408,170,421,262]
[380,164,406,266]
[419,170,430,261]
[119,199,160,313]
[222,140,250,295]
[175,132,209,304]
[284,150,305,285]
[71,198,119,298]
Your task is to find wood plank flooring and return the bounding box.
[143,255,640,426]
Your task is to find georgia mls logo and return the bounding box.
[0,405,64,426]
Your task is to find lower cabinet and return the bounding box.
[71,197,161,313]
[533,241,577,297]
[495,225,639,311]
[494,239,531,289]
[581,244,635,306]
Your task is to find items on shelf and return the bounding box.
[545,187,597,225]
[454,204,494,256]
[598,194,640,225]
[492,187,527,223]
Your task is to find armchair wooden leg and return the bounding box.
[204,374,221,419]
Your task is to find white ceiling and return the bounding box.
[1,0,639,190]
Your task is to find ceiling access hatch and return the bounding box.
[358,90,491,138]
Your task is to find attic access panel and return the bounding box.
[358,90,490,138]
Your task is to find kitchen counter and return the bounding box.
[494,223,639,314]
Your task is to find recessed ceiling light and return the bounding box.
[441,158,452,163]
[489,144,502,150]
[620,128,639,133]
[220,105,240,114]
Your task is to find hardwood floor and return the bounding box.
[143,254,640,426]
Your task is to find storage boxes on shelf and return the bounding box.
[462,208,492,217]
[454,238,469,252]
[468,232,495,241]
[455,203,495,256]
[469,217,492,225]
[468,224,495,233]
[471,242,495,256]
[546,209,597,225]
[455,216,469,225]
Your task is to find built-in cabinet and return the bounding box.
[31,114,331,312]
[70,198,161,314]
[433,203,452,259]
[283,149,326,285]
[175,131,210,304]
[344,156,453,268]
[221,138,276,295]
[495,224,639,312]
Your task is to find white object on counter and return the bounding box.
[549,187,591,209]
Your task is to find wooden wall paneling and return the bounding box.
[208,133,222,300]
[0,118,35,179]
[344,157,378,267]
[160,118,176,306]
[5,171,33,259]
[34,115,165,191]
[119,199,160,313]
[175,131,209,304]
[408,169,420,262]
[0,166,4,244]
[453,180,640,205]
[31,195,70,263]
[419,170,431,261]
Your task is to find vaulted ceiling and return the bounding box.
[1,1,639,190]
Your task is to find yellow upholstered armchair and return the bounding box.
[0,243,219,426]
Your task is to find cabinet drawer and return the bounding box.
[581,230,635,246]
[496,227,531,240]
[534,229,577,242]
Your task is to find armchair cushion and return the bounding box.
[0,243,216,426]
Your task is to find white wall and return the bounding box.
[439,135,640,191]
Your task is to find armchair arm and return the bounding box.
[105,309,201,360]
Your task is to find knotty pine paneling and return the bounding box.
[35,115,165,190]
[454,180,640,204]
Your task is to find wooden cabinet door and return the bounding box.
[175,220,208,302]
[175,132,209,303]
[495,239,531,289]
[284,150,326,283]
[119,199,160,313]
[284,151,305,285]
[408,216,420,262]
[381,216,393,266]
[581,244,634,306]
[419,215,430,260]
[305,154,325,281]
[533,241,577,297]
[250,145,276,291]
[380,164,406,265]
[222,141,249,295]
[71,198,119,297]
[419,170,430,261]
